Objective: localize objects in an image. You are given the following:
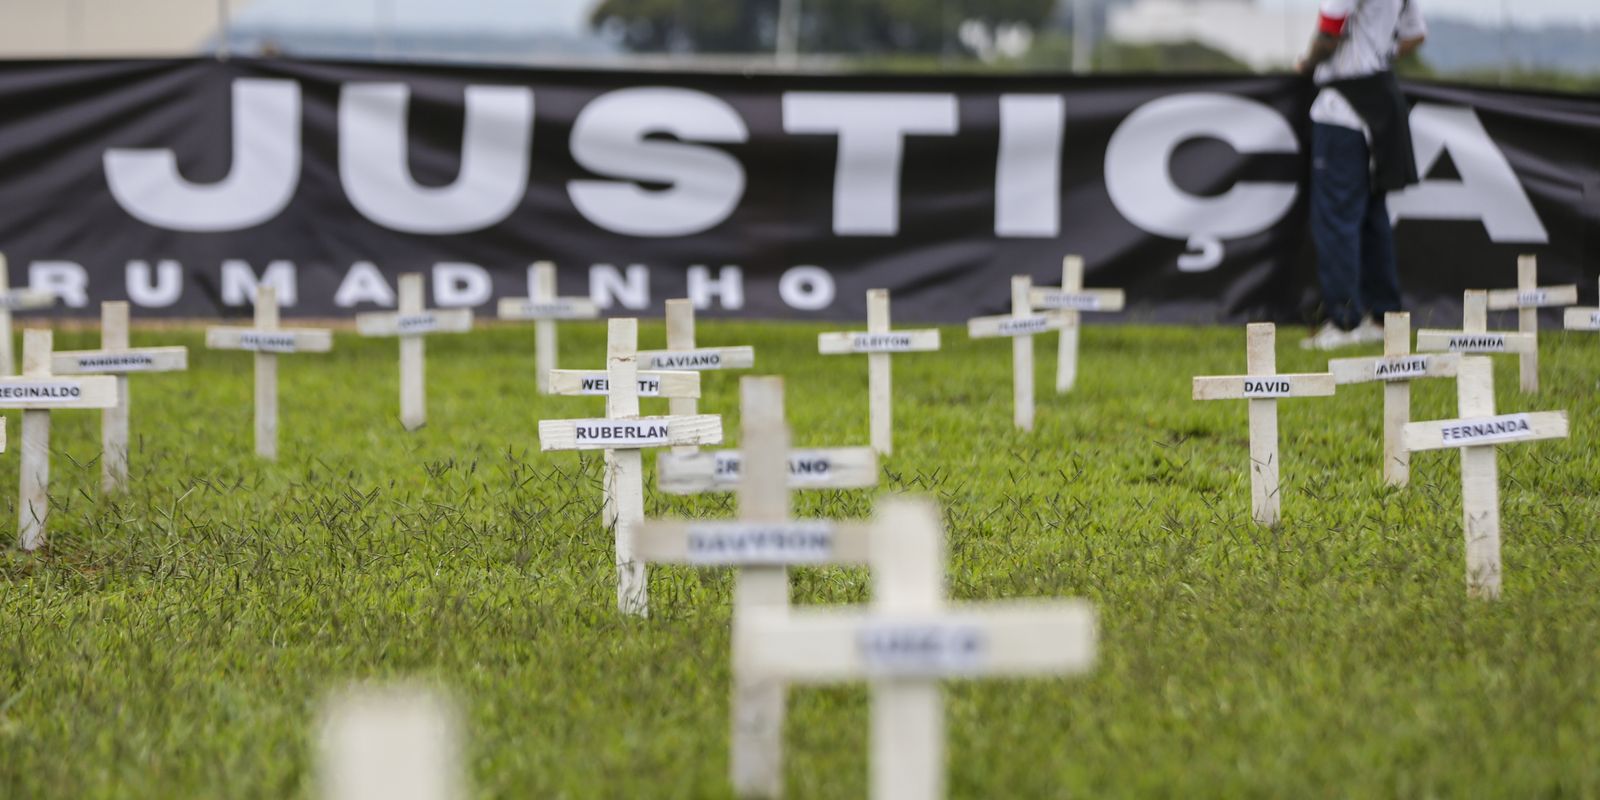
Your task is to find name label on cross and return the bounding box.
[646,350,723,370]
[519,300,589,318]
[1033,291,1100,311]
[573,420,671,447]
[1591,312,1600,327]
[849,333,918,352]
[394,313,441,334]
[1517,290,1548,306]
[685,521,836,565]
[578,376,664,396]
[1243,379,1291,397]
[76,354,157,372]
[858,623,988,676]
[239,332,300,353]
[714,451,836,484]
[1374,356,1429,381]
[997,317,1051,336]
[1447,335,1506,352]
[1440,413,1535,446]
[0,382,85,404]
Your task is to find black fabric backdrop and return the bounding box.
[0,57,1593,323]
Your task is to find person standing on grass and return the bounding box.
[1296,0,1427,351]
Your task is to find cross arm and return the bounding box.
[496,297,600,320]
[735,601,1097,683]
[548,369,700,399]
[0,376,119,409]
[1486,285,1579,310]
[635,519,874,566]
[51,346,189,375]
[656,447,879,494]
[1402,411,1568,451]
[1028,287,1126,312]
[1563,307,1600,331]
[0,290,55,311]
[205,327,334,353]
[818,330,941,354]
[1416,329,1536,354]
[638,347,755,371]
[538,414,723,451]
[355,309,473,337]
[1327,353,1459,385]
[966,314,1063,338]
[1191,373,1336,400]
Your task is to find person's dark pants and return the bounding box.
[1310,122,1403,331]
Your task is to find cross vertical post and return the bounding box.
[607,319,647,615]
[871,500,946,800]
[1328,314,1459,487]
[1418,289,1535,358]
[1011,275,1034,430]
[533,261,559,394]
[319,684,464,800]
[1055,256,1082,393]
[818,290,940,456]
[1516,255,1539,392]
[398,274,426,429]
[666,299,698,455]
[101,302,131,490]
[255,286,280,459]
[0,253,57,377]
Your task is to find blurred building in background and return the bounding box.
[2,0,1597,87]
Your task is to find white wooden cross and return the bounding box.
[967,275,1064,432]
[51,301,189,493]
[205,286,333,460]
[1030,255,1126,393]
[497,261,599,394]
[639,299,755,454]
[1483,254,1578,393]
[356,273,473,431]
[318,684,464,800]
[737,497,1097,800]
[817,289,940,455]
[1417,289,1536,365]
[0,253,57,376]
[1402,356,1568,600]
[538,317,723,616]
[2,330,117,550]
[1563,277,1600,376]
[1326,312,1459,487]
[639,376,877,799]
[1192,323,1335,527]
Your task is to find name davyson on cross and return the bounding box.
[0,384,82,399]
[575,423,669,440]
[687,529,833,558]
[78,355,155,369]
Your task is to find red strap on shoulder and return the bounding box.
[1318,13,1347,35]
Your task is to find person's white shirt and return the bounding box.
[1309,0,1427,134]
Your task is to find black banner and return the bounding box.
[0,57,1594,322]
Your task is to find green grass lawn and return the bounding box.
[2,319,1599,798]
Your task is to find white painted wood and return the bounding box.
[634,519,875,565]
[1522,255,1546,393]
[1030,289,1127,312]
[0,376,121,409]
[1054,255,1082,395]
[497,296,602,319]
[1563,305,1600,331]
[866,289,893,455]
[964,313,1063,338]
[18,330,50,551]
[638,346,757,371]
[0,416,7,453]
[816,329,941,354]
[656,447,878,494]
[733,498,1097,800]
[318,684,464,800]
[51,347,189,374]
[967,278,1055,431]
[1417,289,1535,356]
[665,299,699,459]
[1326,352,1459,385]
[354,309,473,337]
[1190,373,1337,400]
[536,415,723,450]
[548,369,700,399]
[1383,313,1412,487]
[354,275,473,430]
[205,287,333,460]
[203,327,334,352]
[0,255,57,378]
[1400,356,1568,599]
[101,302,130,493]
[532,262,558,395]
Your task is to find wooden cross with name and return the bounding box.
[737,497,1097,800]
[967,275,1064,432]
[2,330,117,550]
[1030,255,1126,394]
[497,261,600,394]
[1192,323,1335,527]
[318,684,464,800]
[1402,356,1568,600]
[1326,312,1459,487]
[0,253,57,376]
[1563,277,1600,380]
[638,299,755,455]
[205,286,334,460]
[638,375,878,799]
[51,301,189,493]
[1483,254,1577,393]
[817,289,940,455]
[538,317,723,616]
[1417,289,1536,367]
[356,273,474,431]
